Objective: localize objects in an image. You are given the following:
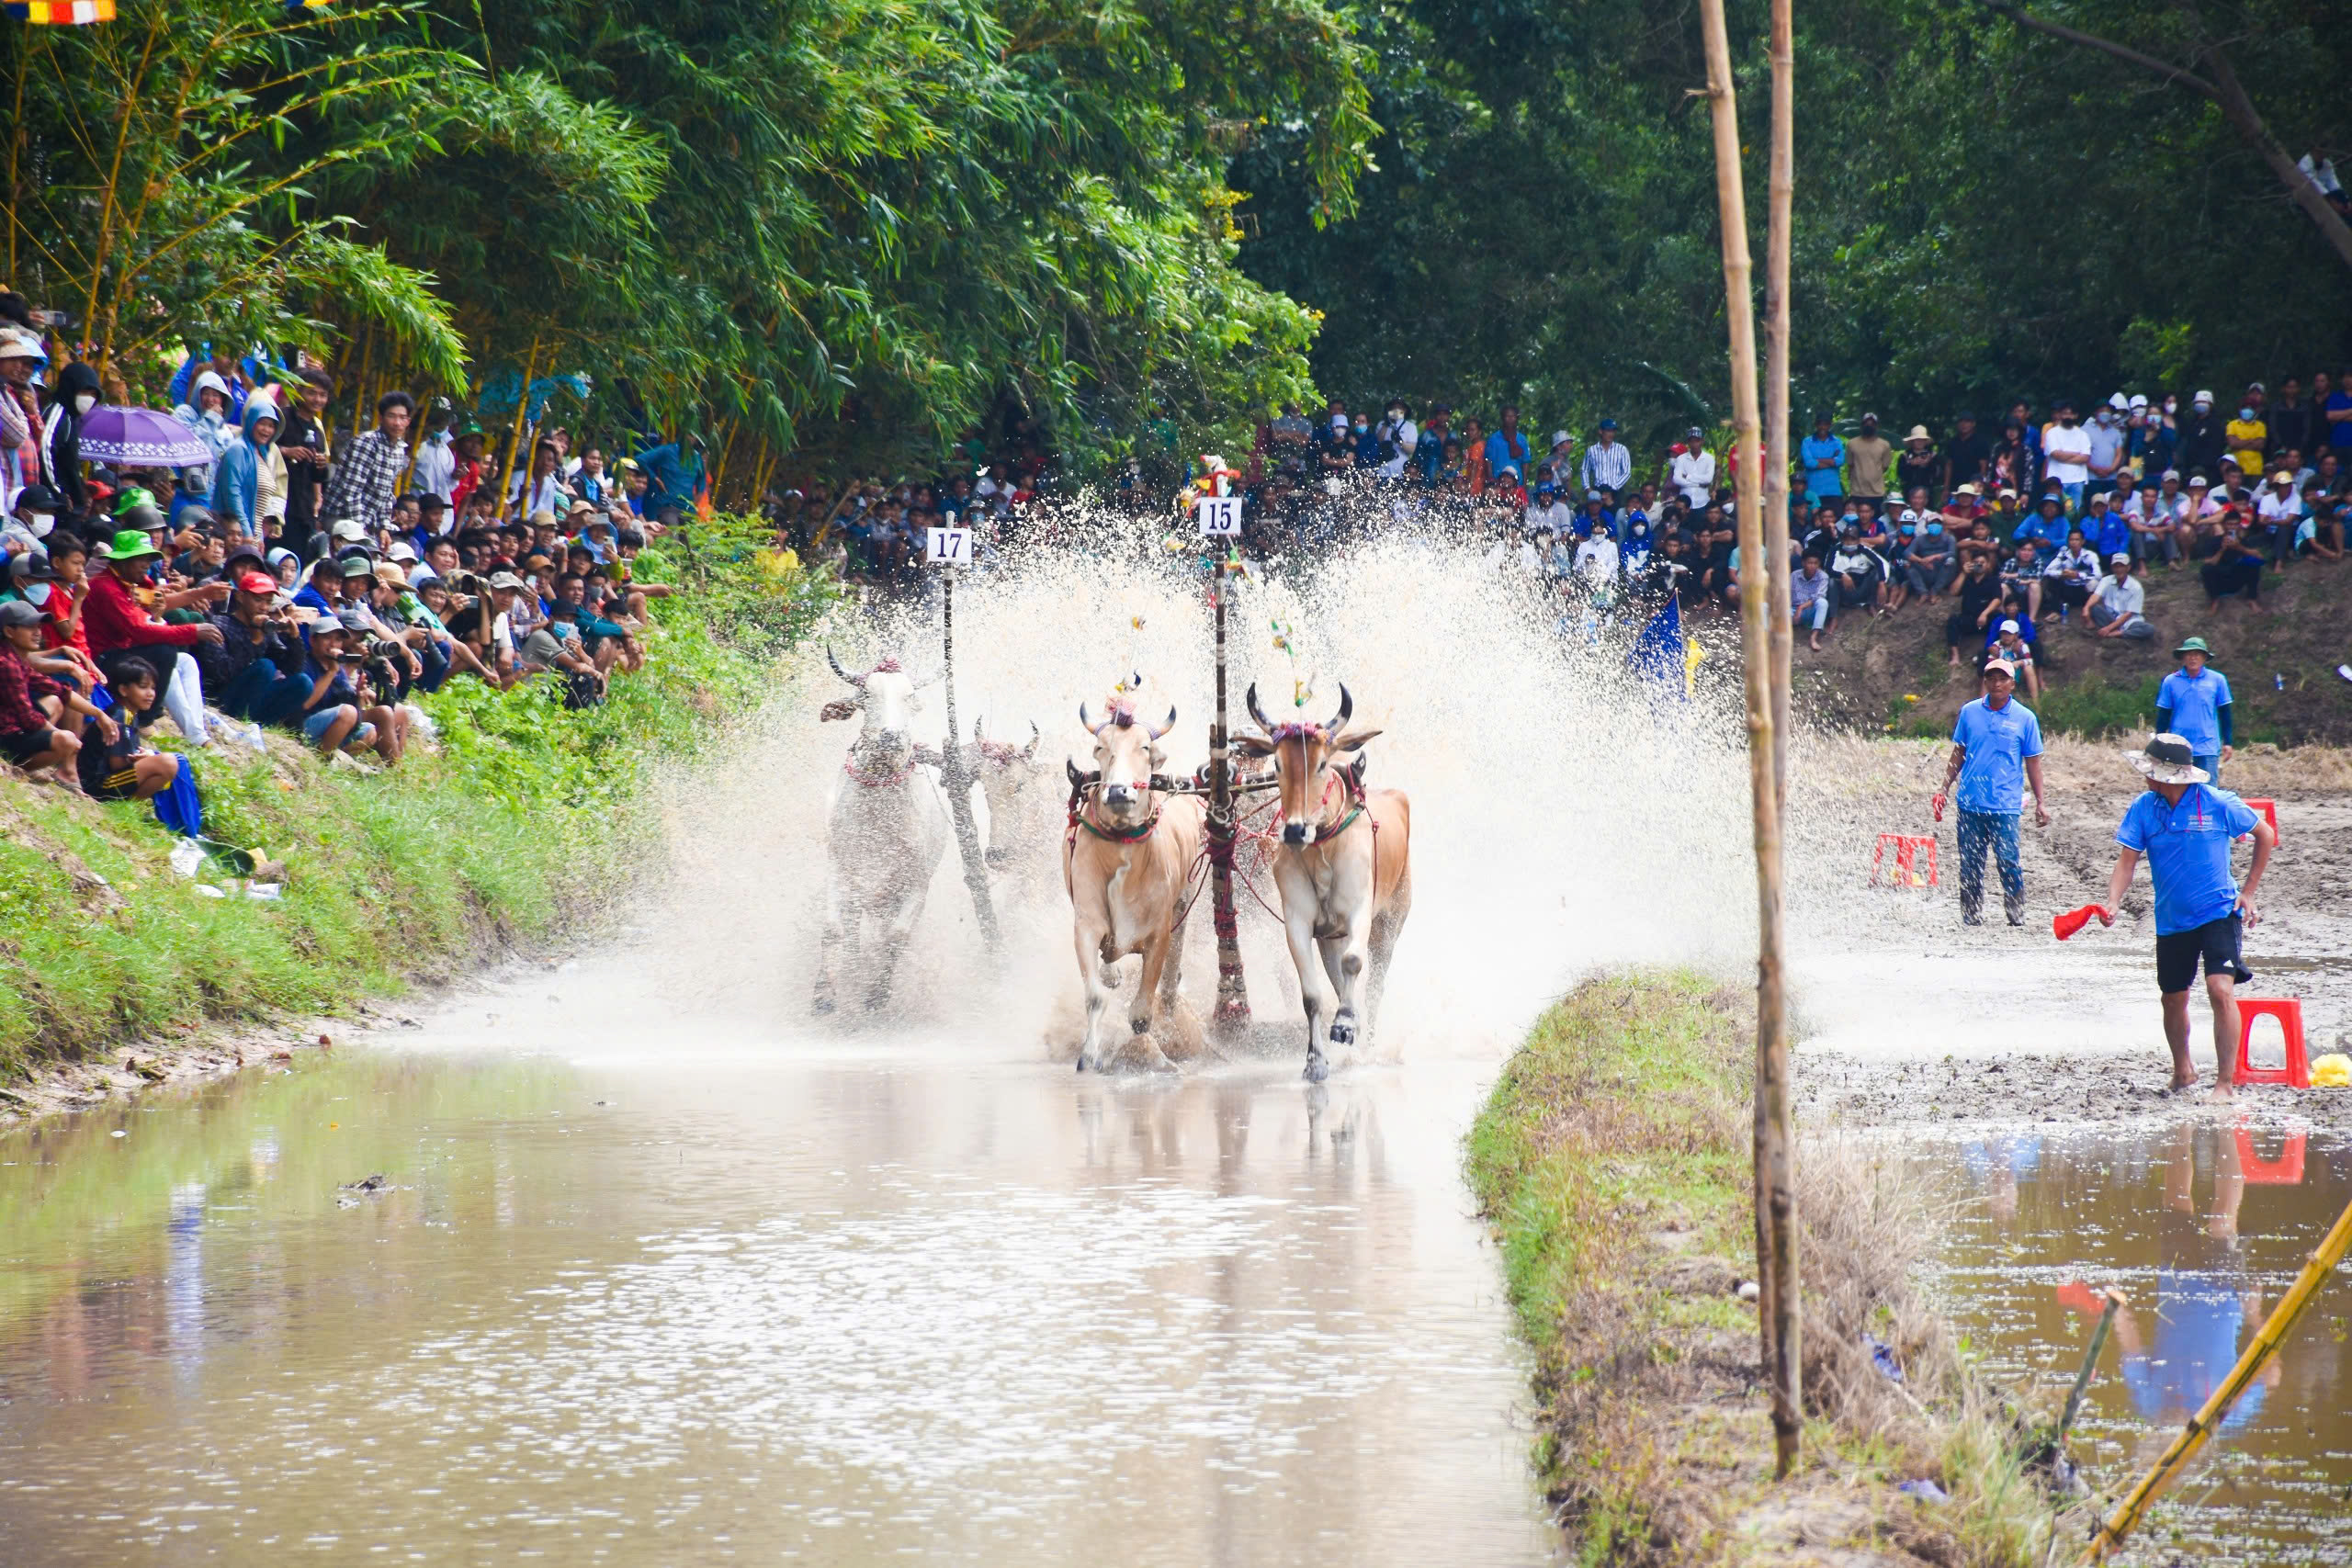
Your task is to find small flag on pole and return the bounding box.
[5,0,115,20]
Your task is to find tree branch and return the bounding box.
[1974,0,2220,99]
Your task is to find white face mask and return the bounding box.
[74,393,96,415]
[28,513,52,537]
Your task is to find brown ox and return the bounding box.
[1061,694,1205,1072]
[1238,682,1411,1082]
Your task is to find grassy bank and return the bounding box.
[0,513,825,1091]
[1466,971,2077,1565]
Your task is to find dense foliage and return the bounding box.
[2,0,1374,474]
[1234,0,2352,444]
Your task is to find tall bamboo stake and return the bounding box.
[1759,0,1802,1484]
[1207,553,1250,1036]
[503,333,541,517]
[1697,0,1800,1479]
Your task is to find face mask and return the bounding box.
[2165,400,2177,414]
[28,513,52,537]
[1901,524,1917,536]
[2060,416,2077,427]
[74,393,96,415]
[2239,408,2256,422]
[1926,523,1943,536]
[20,581,50,607]
[1353,422,1368,434]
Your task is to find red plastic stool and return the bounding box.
[2233,1121,2306,1185]
[1871,833,1939,887]
[2233,997,2309,1089]
[2239,797,2279,843]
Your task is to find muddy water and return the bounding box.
[1917,1123,2352,1562]
[0,1017,1559,1564]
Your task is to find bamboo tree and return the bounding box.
[1698,0,1800,1480]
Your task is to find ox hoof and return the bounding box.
[1328,1011,1357,1047]
[1130,1016,1151,1036]
[1075,1053,1091,1074]
[1303,1051,1329,1084]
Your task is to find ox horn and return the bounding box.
[1079,701,1102,736]
[1023,721,1041,761]
[1329,682,1353,733]
[826,646,865,687]
[1146,704,1177,740]
[1244,682,1273,733]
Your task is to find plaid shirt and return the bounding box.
[0,647,62,734]
[322,428,404,531]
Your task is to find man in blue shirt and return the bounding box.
[1934,658,2048,925]
[2155,637,2233,784]
[1799,414,1845,502]
[1483,404,1531,485]
[2099,734,2275,1100]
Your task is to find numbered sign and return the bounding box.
[925,525,974,566]
[1196,494,1244,537]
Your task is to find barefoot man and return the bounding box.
[2099,734,2276,1100]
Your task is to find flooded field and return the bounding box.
[0,1030,1559,1565]
[1917,1122,2352,1562]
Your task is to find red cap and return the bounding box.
[236,570,279,594]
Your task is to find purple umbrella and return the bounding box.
[76,404,215,468]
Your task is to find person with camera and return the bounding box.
[200,570,311,726]
[294,612,404,763]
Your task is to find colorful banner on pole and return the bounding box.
[5,0,115,21]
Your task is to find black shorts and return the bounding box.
[0,728,58,765]
[2154,913,2253,994]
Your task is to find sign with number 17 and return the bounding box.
[926,525,974,565]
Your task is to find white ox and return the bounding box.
[813,648,950,1013]
[1061,694,1205,1072]
[964,717,1057,896]
[1239,682,1412,1082]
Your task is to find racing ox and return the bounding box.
[1239,683,1412,1081]
[1062,694,1205,1071]
[814,649,950,1013]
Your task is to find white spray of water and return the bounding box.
[599,525,1805,1068]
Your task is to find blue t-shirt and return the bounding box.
[1951,696,2043,814]
[1799,434,1844,497]
[2115,784,2258,935]
[2156,666,2231,753]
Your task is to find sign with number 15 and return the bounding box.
[1195,495,1243,537]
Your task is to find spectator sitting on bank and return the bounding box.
[1947,552,2003,667]
[2198,508,2267,613]
[0,599,107,785]
[2042,527,2102,622]
[2000,536,2046,621]
[2088,552,2155,640]
[1828,521,1886,623]
[74,657,193,810]
[1792,549,1832,652]
[1989,618,2042,700]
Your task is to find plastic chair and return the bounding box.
[2233,1121,2306,1185]
[2233,997,2309,1089]
[2239,796,2279,843]
[1870,833,1938,888]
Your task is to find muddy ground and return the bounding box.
[1790,737,2352,1127]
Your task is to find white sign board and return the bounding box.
[1195,494,1244,538]
[925,525,973,566]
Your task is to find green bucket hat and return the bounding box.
[2173,636,2211,658]
[112,486,156,517]
[106,528,162,561]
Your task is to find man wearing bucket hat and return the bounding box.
[1933,656,2049,926]
[2099,735,2275,1100]
[81,526,219,740]
[2155,637,2232,784]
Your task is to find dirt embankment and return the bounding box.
[1689,553,2352,744]
[1467,973,2071,1566]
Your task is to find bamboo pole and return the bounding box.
[503,333,541,518]
[2057,1290,2124,1446]
[1758,0,1802,1485]
[2086,1194,2352,1560]
[1698,0,1800,1480]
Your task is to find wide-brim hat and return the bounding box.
[2128,733,2208,784]
[2173,636,2211,658]
[105,527,160,561]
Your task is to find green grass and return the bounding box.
[0,512,831,1083]
[1467,970,2064,1566]
[2034,672,2162,739]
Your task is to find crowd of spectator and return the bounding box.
[1214,382,2352,663]
[0,313,695,818]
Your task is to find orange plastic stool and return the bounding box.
[1870,833,1939,887]
[2239,796,2279,843]
[2233,997,2309,1089]
[2233,1121,2306,1185]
